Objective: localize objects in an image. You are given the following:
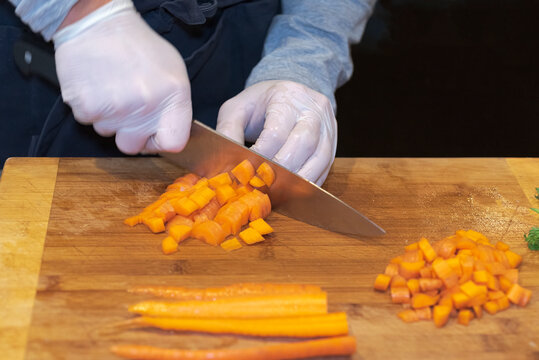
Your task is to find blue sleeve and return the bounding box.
[8,0,79,41]
[245,0,376,111]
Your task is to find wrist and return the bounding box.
[58,0,113,31]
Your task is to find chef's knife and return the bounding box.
[161,121,385,236]
[11,41,384,236]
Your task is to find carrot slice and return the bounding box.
[128,292,328,318]
[231,159,255,185]
[249,175,266,188]
[239,227,265,245]
[249,218,274,235]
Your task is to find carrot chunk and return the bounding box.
[161,236,178,255]
[256,162,276,187]
[168,224,192,243]
[374,274,391,292]
[239,227,265,245]
[220,237,243,252]
[208,172,232,189]
[191,220,226,246]
[248,175,266,188]
[249,218,274,235]
[231,159,255,185]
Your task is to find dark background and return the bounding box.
[335,0,538,157]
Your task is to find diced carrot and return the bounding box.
[249,175,266,188]
[451,292,470,309]
[415,306,432,320]
[168,224,192,243]
[220,237,243,252]
[418,278,443,292]
[124,215,141,227]
[503,269,519,283]
[506,283,532,307]
[419,266,433,278]
[170,197,199,216]
[191,220,226,246]
[239,227,265,245]
[397,309,419,323]
[411,293,439,309]
[495,241,510,251]
[385,263,400,277]
[208,172,232,189]
[457,309,474,325]
[390,287,410,304]
[192,178,209,190]
[215,184,236,205]
[189,186,216,209]
[235,183,254,197]
[504,250,522,268]
[191,197,221,223]
[402,249,423,263]
[399,260,426,279]
[231,159,255,185]
[472,270,489,284]
[418,237,437,262]
[153,201,176,222]
[483,301,499,315]
[406,279,420,294]
[472,305,483,319]
[432,258,459,288]
[498,275,513,293]
[374,274,392,292]
[142,217,165,234]
[433,305,451,328]
[172,173,200,186]
[249,218,274,235]
[161,236,178,255]
[496,295,510,311]
[256,162,276,187]
[166,215,193,231]
[390,275,407,288]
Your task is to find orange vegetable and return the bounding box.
[208,172,232,189]
[249,218,274,235]
[215,184,237,205]
[168,224,191,243]
[189,186,216,209]
[249,175,266,188]
[191,197,221,223]
[142,217,165,234]
[170,197,199,216]
[457,309,474,325]
[165,215,193,231]
[220,237,243,251]
[128,292,328,318]
[374,274,391,291]
[375,230,531,328]
[191,220,226,246]
[239,227,265,245]
[433,305,451,328]
[125,312,348,338]
[231,159,255,185]
[256,162,276,187]
[127,283,323,300]
[161,236,178,255]
[111,336,356,360]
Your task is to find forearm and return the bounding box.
[246,0,376,111]
[8,0,111,41]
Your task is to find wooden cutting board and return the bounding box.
[2,157,538,359]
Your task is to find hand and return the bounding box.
[216,80,337,186]
[54,0,192,154]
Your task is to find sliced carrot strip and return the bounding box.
[126,312,348,338]
[110,336,356,360]
[128,292,328,318]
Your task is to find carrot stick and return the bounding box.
[110,335,356,360]
[127,283,323,300]
[125,312,348,338]
[128,292,328,318]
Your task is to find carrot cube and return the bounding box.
[168,224,192,243]
[249,218,274,235]
[220,237,243,252]
[249,175,266,188]
[208,172,232,189]
[215,184,236,205]
[239,227,265,245]
[170,197,199,216]
[161,236,178,255]
[231,159,255,185]
[256,162,275,187]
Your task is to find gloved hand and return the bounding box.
[216,80,337,186]
[53,0,192,155]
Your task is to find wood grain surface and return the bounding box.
[1,157,538,360]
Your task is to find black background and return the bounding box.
[335,0,538,157]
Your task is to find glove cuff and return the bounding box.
[53,0,135,49]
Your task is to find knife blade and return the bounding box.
[160,121,385,236]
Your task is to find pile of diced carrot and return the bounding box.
[374,230,532,327]
[124,159,276,254]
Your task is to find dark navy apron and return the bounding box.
[0,0,279,167]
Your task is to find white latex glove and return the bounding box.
[53,0,192,155]
[216,80,337,186]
